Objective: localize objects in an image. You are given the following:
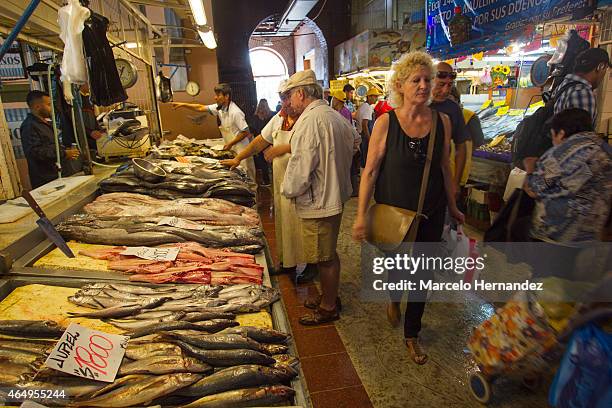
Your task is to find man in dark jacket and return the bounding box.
[20,90,79,188]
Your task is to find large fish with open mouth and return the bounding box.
[180,385,295,408]
[70,373,201,407]
[178,365,297,397]
[173,341,275,367]
[118,355,213,375]
[0,320,65,338]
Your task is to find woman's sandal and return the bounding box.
[304,295,342,311]
[299,306,340,326]
[405,338,428,365]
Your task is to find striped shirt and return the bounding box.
[553,74,596,123]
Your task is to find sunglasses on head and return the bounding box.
[436,71,457,80]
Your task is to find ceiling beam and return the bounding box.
[128,0,189,10]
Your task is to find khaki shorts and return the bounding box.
[301,213,343,264]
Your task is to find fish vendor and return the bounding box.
[219,79,318,282]
[20,90,80,188]
[171,83,256,181]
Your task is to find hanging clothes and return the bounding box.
[82,12,127,106]
[58,0,90,84]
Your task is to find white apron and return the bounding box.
[272,128,305,267]
[219,125,256,181]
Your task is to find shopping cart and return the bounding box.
[466,277,612,405]
[467,291,561,404]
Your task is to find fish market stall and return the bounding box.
[0,138,306,407]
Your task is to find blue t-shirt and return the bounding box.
[430,99,469,144]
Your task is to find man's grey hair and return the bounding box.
[297,84,323,100]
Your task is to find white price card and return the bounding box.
[44,323,129,383]
[120,246,180,261]
[157,216,205,230]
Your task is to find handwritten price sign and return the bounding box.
[44,324,129,382]
[120,246,179,261]
[157,216,205,231]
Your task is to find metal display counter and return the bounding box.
[0,174,310,408]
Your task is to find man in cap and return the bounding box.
[171,83,256,180]
[431,62,468,197]
[553,47,610,121]
[356,87,382,167]
[330,90,352,123]
[522,47,610,172]
[219,81,319,282]
[281,69,358,325]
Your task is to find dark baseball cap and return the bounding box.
[574,48,611,73]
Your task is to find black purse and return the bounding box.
[484,188,535,243]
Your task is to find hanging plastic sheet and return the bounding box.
[426,0,597,58]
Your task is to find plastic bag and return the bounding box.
[504,167,527,202]
[549,323,612,408]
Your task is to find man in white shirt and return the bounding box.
[171,83,255,180]
[281,70,357,325]
[355,87,382,168]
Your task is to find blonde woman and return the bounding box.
[352,51,464,364]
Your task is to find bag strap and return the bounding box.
[406,109,438,242]
[551,80,585,104]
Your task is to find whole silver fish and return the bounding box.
[218,326,289,344]
[118,355,213,375]
[173,341,275,367]
[182,312,235,322]
[108,283,176,294]
[21,378,107,399]
[161,332,264,353]
[68,297,168,318]
[0,339,55,354]
[107,312,186,330]
[72,373,200,407]
[0,320,64,338]
[180,385,295,408]
[178,365,297,397]
[0,347,44,365]
[129,319,238,338]
[125,342,183,360]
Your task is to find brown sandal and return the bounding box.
[304,295,342,311]
[299,306,340,326]
[405,338,428,365]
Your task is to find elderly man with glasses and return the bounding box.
[430,62,468,198]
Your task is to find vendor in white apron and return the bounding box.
[220,82,313,274]
[171,83,256,181]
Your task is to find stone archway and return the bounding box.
[295,17,329,86]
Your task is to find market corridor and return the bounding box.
[262,195,550,408]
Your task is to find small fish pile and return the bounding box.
[79,243,264,284]
[68,283,280,324]
[99,159,255,206]
[0,319,298,407]
[56,215,264,254]
[152,135,236,160]
[84,193,260,226]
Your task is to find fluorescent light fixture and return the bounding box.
[125,42,138,49]
[188,0,207,26]
[483,56,539,62]
[198,30,217,49]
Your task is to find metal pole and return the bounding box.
[47,63,62,180]
[0,0,42,61]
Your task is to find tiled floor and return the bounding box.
[257,188,374,408]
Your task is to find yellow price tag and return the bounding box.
[488,135,506,147]
[496,106,510,116]
[508,109,524,116]
[493,100,507,107]
[529,100,545,109]
[480,100,492,110]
